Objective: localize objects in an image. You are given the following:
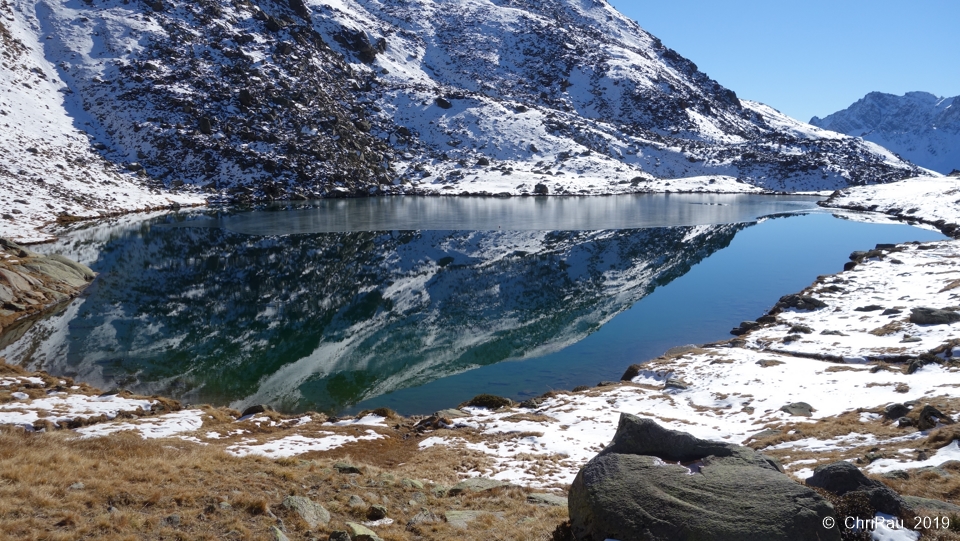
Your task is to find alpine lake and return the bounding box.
[1,194,945,416]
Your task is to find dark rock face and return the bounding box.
[569,414,838,541]
[806,461,907,516]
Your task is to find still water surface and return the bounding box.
[1,195,944,414]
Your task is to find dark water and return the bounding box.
[1,195,944,415]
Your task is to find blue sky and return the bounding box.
[607,0,960,122]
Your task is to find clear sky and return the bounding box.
[606,0,960,122]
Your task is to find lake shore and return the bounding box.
[2,176,960,539]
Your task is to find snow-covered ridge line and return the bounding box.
[1,0,928,242]
[811,91,960,175]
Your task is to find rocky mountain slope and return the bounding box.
[811,91,960,175]
[0,0,930,242]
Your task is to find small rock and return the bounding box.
[756,360,785,368]
[366,505,387,521]
[915,466,953,479]
[165,514,181,526]
[433,408,469,419]
[897,416,913,428]
[335,462,362,474]
[820,330,848,336]
[776,294,827,311]
[447,477,512,496]
[435,97,453,109]
[444,510,486,529]
[240,404,270,417]
[460,394,512,410]
[406,509,441,531]
[282,495,330,528]
[917,404,954,430]
[781,402,814,417]
[68,482,85,490]
[620,364,644,381]
[789,324,814,334]
[910,307,960,325]
[272,526,291,541]
[902,495,960,513]
[345,522,383,541]
[663,378,689,390]
[730,320,759,336]
[882,470,911,481]
[328,531,351,541]
[905,358,926,374]
[883,403,911,420]
[527,493,567,506]
[400,478,424,490]
[664,344,699,356]
[348,495,366,508]
[854,305,885,312]
[238,89,254,107]
[882,308,902,316]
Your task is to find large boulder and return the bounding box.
[569,414,838,541]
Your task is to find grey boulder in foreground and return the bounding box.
[568,414,839,541]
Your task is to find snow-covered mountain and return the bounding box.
[810,91,960,175]
[1,0,928,241]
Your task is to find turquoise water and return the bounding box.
[2,196,944,415]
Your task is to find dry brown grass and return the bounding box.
[746,396,960,511]
[0,357,569,540]
[0,426,567,540]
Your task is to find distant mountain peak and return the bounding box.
[810,91,960,174]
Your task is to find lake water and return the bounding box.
[1,194,945,415]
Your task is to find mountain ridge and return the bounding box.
[810,91,960,175]
[0,0,930,242]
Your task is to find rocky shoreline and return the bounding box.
[0,237,96,338]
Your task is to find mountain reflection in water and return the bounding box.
[1,219,745,413]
